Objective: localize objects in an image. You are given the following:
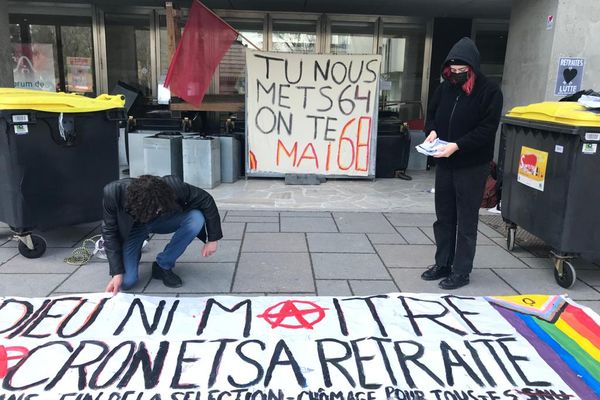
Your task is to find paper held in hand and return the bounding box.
[416,138,449,156]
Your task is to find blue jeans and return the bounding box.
[121,209,205,290]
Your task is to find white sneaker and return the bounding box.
[94,237,108,260]
[142,239,149,250]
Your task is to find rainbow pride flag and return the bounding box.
[488,295,600,399]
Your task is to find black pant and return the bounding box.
[433,163,489,275]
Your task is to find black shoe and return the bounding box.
[439,273,470,290]
[152,262,182,288]
[421,264,451,281]
[395,170,413,180]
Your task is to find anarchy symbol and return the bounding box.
[257,300,328,329]
[0,345,29,378]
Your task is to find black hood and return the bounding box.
[442,37,481,75]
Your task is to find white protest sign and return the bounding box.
[246,51,381,177]
[1,293,599,400]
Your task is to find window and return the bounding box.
[9,15,95,94]
[105,14,152,97]
[219,18,264,95]
[330,21,375,54]
[380,23,426,109]
[272,19,318,53]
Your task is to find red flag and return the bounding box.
[164,0,238,106]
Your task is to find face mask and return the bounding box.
[449,71,468,86]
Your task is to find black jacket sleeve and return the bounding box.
[101,183,125,276]
[164,175,223,242]
[455,83,503,153]
[424,84,442,134]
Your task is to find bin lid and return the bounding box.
[506,101,600,127]
[0,88,125,113]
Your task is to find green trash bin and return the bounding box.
[0,89,125,258]
[501,101,600,288]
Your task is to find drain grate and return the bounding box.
[479,214,552,257]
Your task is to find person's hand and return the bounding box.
[434,143,459,158]
[105,274,123,295]
[202,241,218,257]
[425,130,438,143]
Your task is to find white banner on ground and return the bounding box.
[0,293,598,400]
[246,51,381,177]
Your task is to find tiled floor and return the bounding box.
[1,209,599,314]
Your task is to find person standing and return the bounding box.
[102,175,223,294]
[421,37,503,289]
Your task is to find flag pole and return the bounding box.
[195,0,262,51]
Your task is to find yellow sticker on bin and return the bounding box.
[0,88,125,113]
[506,101,600,127]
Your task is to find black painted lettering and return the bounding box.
[351,338,381,389]
[278,84,291,109]
[370,337,397,386]
[277,111,293,135]
[364,59,378,83]
[171,340,205,389]
[58,297,111,338]
[209,339,238,388]
[118,341,169,389]
[162,300,180,335]
[46,340,109,390]
[440,341,483,387]
[228,340,266,388]
[254,54,285,79]
[496,337,551,387]
[0,299,34,335]
[90,341,137,389]
[331,62,348,84]
[257,81,276,104]
[2,341,72,390]
[314,59,331,81]
[333,299,348,336]
[324,117,337,141]
[6,299,51,339]
[114,298,166,336]
[316,339,356,388]
[342,296,388,337]
[264,340,306,387]
[306,115,325,140]
[255,107,277,134]
[393,340,444,388]
[399,296,467,337]
[296,86,315,109]
[348,61,364,84]
[284,59,303,84]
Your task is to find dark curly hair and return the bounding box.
[125,175,180,223]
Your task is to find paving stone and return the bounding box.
[575,300,600,315]
[316,280,352,296]
[281,217,338,232]
[389,268,519,296]
[367,233,407,245]
[0,247,80,274]
[396,227,433,245]
[477,222,505,238]
[280,212,332,218]
[307,233,374,253]
[0,248,18,264]
[575,268,600,286]
[385,213,437,227]
[246,223,280,232]
[242,233,307,252]
[494,269,600,301]
[349,280,399,296]
[0,274,70,297]
[490,237,537,257]
[333,212,396,233]
[233,253,314,292]
[375,244,436,268]
[144,263,235,293]
[221,222,245,239]
[419,226,495,245]
[312,253,389,279]
[226,216,279,223]
[227,210,279,217]
[140,240,241,263]
[56,263,151,293]
[473,246,528,269]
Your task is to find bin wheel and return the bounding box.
[18,235,47,259]
[506,227,516,251]
[554,259,576,289]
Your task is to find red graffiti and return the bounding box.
[257,300,328,329]
[0,345,29,378]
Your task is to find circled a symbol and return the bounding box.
[257,300,328,329]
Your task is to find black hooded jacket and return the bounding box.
[425,37,503,168]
